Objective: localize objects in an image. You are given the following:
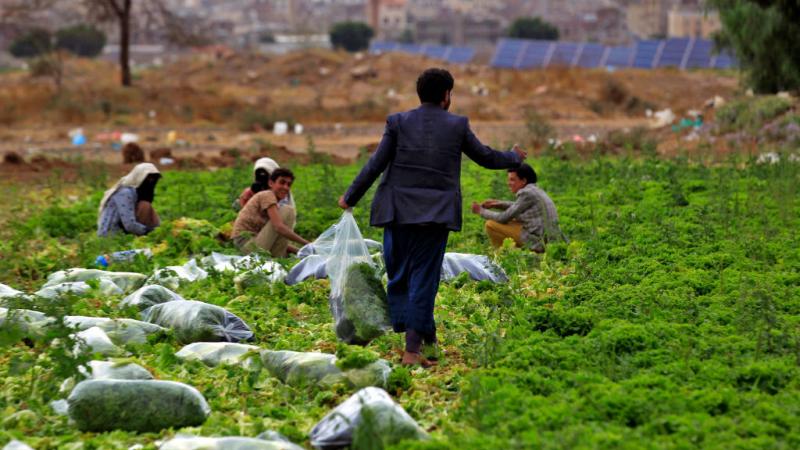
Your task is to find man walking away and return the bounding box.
[338,68,526,367]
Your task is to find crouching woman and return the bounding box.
[232,168,311,257]
[97,163,161,237]
[471,163,566,253]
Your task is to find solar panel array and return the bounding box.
[490,38,737,70]
[369,41,476,64]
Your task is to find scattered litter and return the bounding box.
[756,152,780,164]
[273,122,288,135]
[121,133,139,144]
[95,248,153,268]
[261,350,391,389]
[120,284,184,311]
[777,91,792,100]
[441,253,508,283]
[160,157,175,165]
[649,108,675,129]
[67,379,210,432]
[294,123,304,135]
[176,342,260,369]
[142,300,254,344]
[309,387,428,449]
[69,128,86,146]
[167,130,177,144]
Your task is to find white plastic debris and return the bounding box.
[121,133,139,144]
[650,108,676,129]
[273,122,288,135]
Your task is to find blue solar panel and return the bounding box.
[712,51,736,69]
[684,38,712,68]
[549,42,581,67]
[396,43,423,54]
[369,41,397,53]
[604,46,633,68]
[656,37,690,68]
[517,41,554,68]
[575,43,605,68]
[447,47,475,64]
[633,40,661,68]
[491,39,524,68]
[421,45,448,60]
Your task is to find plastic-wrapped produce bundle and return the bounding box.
[67,379,210,432]
[120,284,184,311]
[80,360,153,380]
[0,283,24,299]
[285,255,328,285]
[148,259,208,290]
[260,350,391,389]
[326,212,390,345]
[35,280,122,299]
[3,440,34,450]
[159,436,304,450]
[65,316,167,345]
[72,326,127,356]
[440,253,508,283]
[43,268,148,293]
[309,387,428,449]
[234,261,288,291]
[200,252,269,272]
[176,342,260,369]
[0,307,54,339]
[142,300,253,344]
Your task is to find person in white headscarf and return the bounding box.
[234,157,296,210]
[97,163,162,237]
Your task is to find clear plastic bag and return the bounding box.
[67,379,210,432]
[43,268,148,293]
[72,326,127,356]
[65,316,167,345]
[142,300,254,344]
[0,307,53,340]
[440,253,508,283]
[120,284,184,311]
[159,436,304,450]
[176,342,261,369]
[3,440,34,450]
[260,350,391,389]
[35,280,122,299]
[285,255,329,285]
[0,283,24,299]
[309,387,428,449]
[326,211,390,345]
[148,259,209,290]
[234,261,288,291]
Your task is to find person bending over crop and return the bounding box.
[232,168,310,257]
[471,163,566,253]
[338,68,526,368]
[97,162,161,237]
[234,157,296,210]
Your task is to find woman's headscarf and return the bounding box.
[252,157,296,207]
[97,163,161,226]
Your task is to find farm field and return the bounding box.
[1,146,799,448]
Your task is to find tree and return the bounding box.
[330,22,373,52]
[55,24,106,58]
[507,16,559,40]
[707,0,800,93]
[8,28,52,59]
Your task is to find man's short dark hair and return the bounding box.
[270,168,294,182]
[509,163,537,185]
[416,68,454,104]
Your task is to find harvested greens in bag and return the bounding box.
[0,307,53,339]
[260,350,391,389]
[80,360,153,381]
[326,212,390,345]
[43,268,147,293]
[142,300,253,344]
[65,316,167,345]
[234,261,289,291]
[176,342,260,369]
[120,284,184,311]
[34,281,121,299]
[67,379,210,432]
[148,259,209,290]
[159,436,304,450]
[72,326,127,357]
[309,387,428,449]
[440,253,508,283]
[0,283,24,299]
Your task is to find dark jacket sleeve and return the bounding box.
[113,189,150,236]
[461,118,522,169]
[343,116,398,206]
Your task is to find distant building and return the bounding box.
[626,0,672,38]
[668,7,720,38]
[374,0,408,40]
[554,6,630,45]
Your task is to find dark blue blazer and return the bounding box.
[344,104,522,231]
